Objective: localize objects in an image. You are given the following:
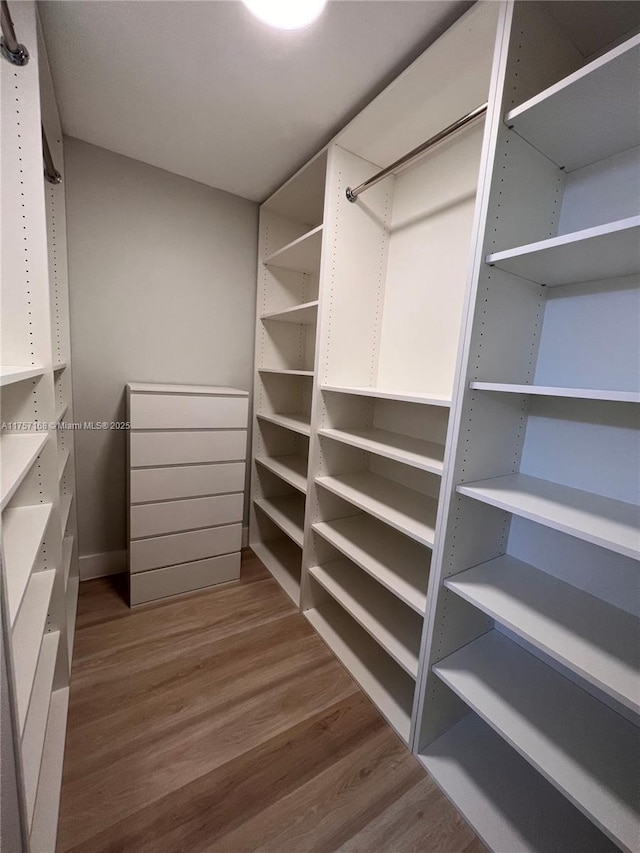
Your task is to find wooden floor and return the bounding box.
[58,550,487,853]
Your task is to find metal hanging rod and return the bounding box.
[1,0,28,65]
[0,0,61,184]
[42,126,62,185]
[345,102,488,203]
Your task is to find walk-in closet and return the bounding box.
[2,1,639,851]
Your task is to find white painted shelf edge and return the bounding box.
[261,300,319,324]
[486,216,640,274]
[444,554,640,714]
[505,34,640,122]
[469,381,640,403]
[1,433,49,510]
[321,384,451,407]
[29,686,70,853]
[316,471,438,547]
[258,368,315,377]
[420,713,617,853]
[256,412,311,437]
[250,539,301,606]
[319,426,445,474]
[0,365,45,386]
[255,455,308,493]
[312,517,428,615]
[60,493,74,536]
[13,569,56,733]
[3,502,54,627]
[433,630,640,853]
[62,536,74,590]
[309,561,421,677]
[21,630,60,826]
[457,473,640,561]
[263,224,323,273]
[254,495,305,548]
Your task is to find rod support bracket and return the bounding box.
[345,187,358,203]
[1,37,28,65]
[45,168,63,185]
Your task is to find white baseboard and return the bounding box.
[242,525,249,548]
[79,550,127,581]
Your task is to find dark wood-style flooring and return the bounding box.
[57,551,486,853]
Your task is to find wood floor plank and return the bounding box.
[58,550,486,853]
[335,776,480,853]
[64,693,383,853]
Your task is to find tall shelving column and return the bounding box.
[249,152,327,606]
[301,1,502,747]
[0,4,78,851]
[415,3,640,851]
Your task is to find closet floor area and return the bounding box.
[56,550,486,853]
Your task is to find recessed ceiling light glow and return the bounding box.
[242,0,327,30]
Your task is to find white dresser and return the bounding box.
[127,383,249,605]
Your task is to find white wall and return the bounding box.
[64,138,258,571]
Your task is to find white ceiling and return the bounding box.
[38,0,471,202]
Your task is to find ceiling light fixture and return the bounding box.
[241,0,327,31]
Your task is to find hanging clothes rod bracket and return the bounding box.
[345,101,488,203]
[42,126,62,185]
[1,0,28,65]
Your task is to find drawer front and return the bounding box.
[130,493,244,539]
[130,523,241,573]
[130,552,241,605]
[130,462,245,503]
[129,393,248,429]
[130,430,246,467]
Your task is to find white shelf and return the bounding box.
[62,536,74,590]
[254,495,305,547]
[305,600,413,743]
[12,569,56,733]
[420,713,617,853]
[434,630,640,853]
[60,493,73,536]
[321,384,451,407]
[255,454,307,493]
[256,412,311,437]
[52,362,67,373]
[21,630,60,826]
[486,216,640,287]
[470,381,640,404]
[258,368,314,377]
[261,300,319,325]
[263,224,323,274]
[55,402,69,423]
[309,560,422,677]
[316,471,438,547]
[3,503,54,627]
[445,554,640,715]
[251,538,301,606]
[319,426,444,475]
[0,365,45,387]
[457,473,640,560]
[57,450,70,481]
[30,686,70,853]
[1,433,49,510]
[66,575,80,662]
[313,515,428,614]
[506,36,640,171]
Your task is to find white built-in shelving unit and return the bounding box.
[1,4,79,851]
[415,3,640,851]
[250,1,503,748]
[250,1,640,848]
